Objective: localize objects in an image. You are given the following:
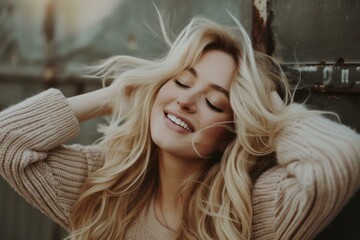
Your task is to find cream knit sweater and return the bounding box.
[0,89,360,239]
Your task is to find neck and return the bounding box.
[155,150,208,230]
[157,150,208,198]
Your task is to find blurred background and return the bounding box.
[0,0,359,239]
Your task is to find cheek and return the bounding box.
[198,112,233,132]
[199,126,230,142]
[195,121,231,146]
[150,84,173,140]
[196,114,233,143]
[152,84,171,111]
[157,81,174,98]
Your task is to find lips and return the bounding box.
[164,112,193,132]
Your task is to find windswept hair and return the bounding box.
[69,12,308,240]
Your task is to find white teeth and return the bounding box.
[166,113,192,132]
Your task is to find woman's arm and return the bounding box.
[251,104,360,239]
[0,89,107,229]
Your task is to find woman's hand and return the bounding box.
[107,81,134,116]
[269,91,285,112]
[67,87,113,122]
[66,81,134,122]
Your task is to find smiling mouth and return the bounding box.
[165,113,193,132]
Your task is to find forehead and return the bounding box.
[192,50,236,91]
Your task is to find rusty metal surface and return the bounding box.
[285,64,360,93]
[270,0,360,63]
[252,0,274,55]
[252,0,360,94]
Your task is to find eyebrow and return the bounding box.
[188,67,230,97]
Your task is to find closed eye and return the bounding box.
[173,79,190,88]
[205,98,223,112]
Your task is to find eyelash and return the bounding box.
[205,98,223,112]
[173,79,224,113]
[173,79,190,88]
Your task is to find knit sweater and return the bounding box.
[0,89,359,240]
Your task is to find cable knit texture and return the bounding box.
[1,89,360,239]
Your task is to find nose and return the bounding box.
[177,93,197,113]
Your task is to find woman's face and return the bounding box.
[150,50,236,160]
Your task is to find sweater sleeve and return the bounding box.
[251,104,360,240]
[0,89,104,230]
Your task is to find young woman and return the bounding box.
[1,16,360,240]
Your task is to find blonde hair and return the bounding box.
[70,14,303,240]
